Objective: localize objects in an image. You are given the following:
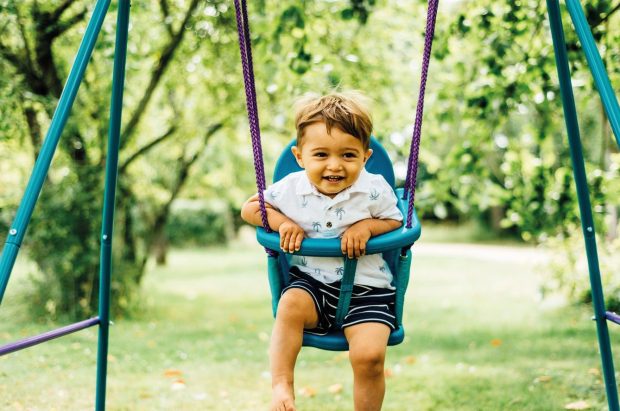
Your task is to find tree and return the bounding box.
[412,0,620,241]
[0,0,233,318]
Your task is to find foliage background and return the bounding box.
[1,0,620,316]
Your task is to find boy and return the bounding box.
[241,92,403,411]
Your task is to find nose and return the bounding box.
[326,156,343,171]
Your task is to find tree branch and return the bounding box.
[48,8,88,39]
[23,106,43,160]
[15,5,35,73]
[0,42,28,73]
[159,0,174,36]
[50,0,78,24]
[597,2,620,27]
[120,0,200,149]
[119,125,178,173]
[136,122,223,283]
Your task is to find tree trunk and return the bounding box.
[153,230,169,266]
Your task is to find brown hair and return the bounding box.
[294,91,373,150]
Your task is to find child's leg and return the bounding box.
[270,288,319,411]
[344,322,391,411]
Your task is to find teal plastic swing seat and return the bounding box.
[256,138,421,351]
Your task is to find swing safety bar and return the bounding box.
[546,0,620,409]
[256,193,421,257]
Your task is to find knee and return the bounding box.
[349,349,386,377]
[276,289,314,323]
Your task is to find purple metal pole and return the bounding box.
[606,311,620,325]
[0,317,100,356]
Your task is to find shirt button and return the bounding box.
[326,222,332,228]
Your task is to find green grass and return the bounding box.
[0,239,612,410]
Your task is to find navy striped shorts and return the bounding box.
[282,267,396,335]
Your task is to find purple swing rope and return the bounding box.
[404,0,440,229]
[233,0,271,232]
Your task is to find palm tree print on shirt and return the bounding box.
[312,222,322,232]
[369,188,380,201]
[335,207,345,220]
[300,256,308,266]
[301,195,309,208]
[335,266,344,277]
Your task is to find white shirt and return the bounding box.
[263,169,403,288]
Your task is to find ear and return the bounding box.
[363,149,373,163]
[291,146,304,168]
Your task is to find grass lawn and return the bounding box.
[0,238,614,410]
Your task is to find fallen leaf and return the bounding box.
[587,368,600,376]
[535,375,552,383]
[328,383,343,394]
[490,338,502,347]
[404,355,416,365]
[298,386,317,397]
[171,379,185,390]
[164,369,183,378]
[564,400,590,410]
[384,368,393,378]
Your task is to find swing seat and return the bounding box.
[256,138,421,351]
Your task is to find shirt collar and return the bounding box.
[294,168,373,196]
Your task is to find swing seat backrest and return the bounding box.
[259,137,421,351]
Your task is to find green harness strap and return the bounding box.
[335,257,358,328]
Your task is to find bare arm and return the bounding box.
[241,194,290,230]
[341,218,402,259]
[240,194,305,253]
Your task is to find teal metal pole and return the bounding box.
[546,2,619,409]
[565,0,620,148]
[0,0,112,305]
[95,1,130,410]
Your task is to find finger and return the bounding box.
[348,238,355,259]
[354,237,361,258]
[284,232,293,253]
[281,231,290,250]
[288,234,297,253]
[294,232,303,251]
[359,240,366,256]
[341,236,348,255]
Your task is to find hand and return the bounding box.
[279,220,304,253]
[341,221,372,259]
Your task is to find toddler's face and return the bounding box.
[291,121,372,198]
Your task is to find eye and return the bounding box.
[343,152,358,159]
[313,152,327,157]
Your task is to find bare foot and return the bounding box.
[271,382,296,411]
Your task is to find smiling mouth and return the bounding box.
[323,176,345,182]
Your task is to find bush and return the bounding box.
[543,225,620,312]
[165,199,234,247]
